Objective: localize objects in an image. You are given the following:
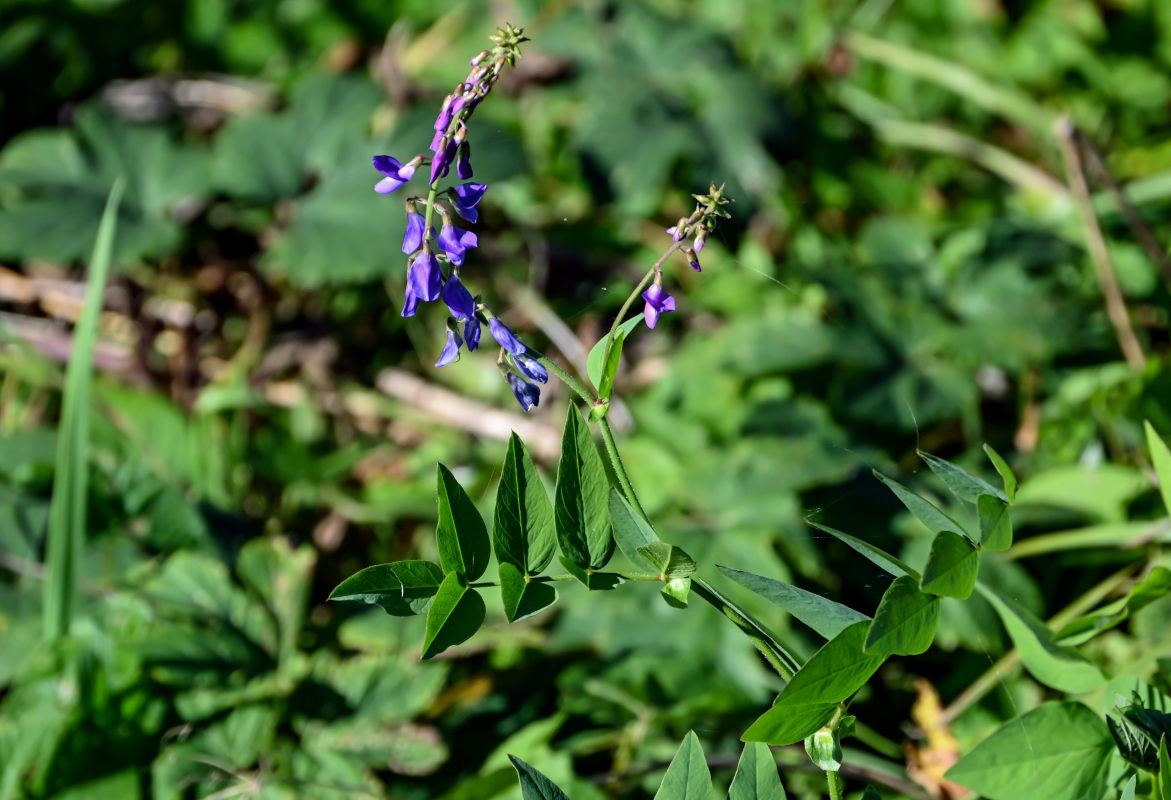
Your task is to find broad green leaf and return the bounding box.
[743,621,885,745]
[597,329,627,401]
[808,522,919,579]
[499,562,558,623]
[864,575,940,656]
[494,433,556,575]
[945,702,1113,800]
[610,489,659,571]
[1146,422,1171,519]
[637,542,697,578]
[1056,566,1171,645]
[978,494,1013,551]
[977,583,1105,693]
[508,754,571,800]
[653,731,714,800]
[919,450,1008,503]
[874,470,970,540]
[329,560,445,616]
[983,443,1017,503]
[554,407,614,569]
[586,315,643,389]
[919,531,979,599]
[729,741,787,800]
[718,565,868,640]
[421,573,485,660]
[436,463,490,581]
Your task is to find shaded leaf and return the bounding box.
[978,494,1013,551]
[864,575,940,656]
[610,489,659,571]
[494,433,556,575]
[729,741,787,800]
[499,562,558,623]
[329,561,445,617]
[719,565,868,640]
[1147,422,1171,519]
[554,407,613,569]
[983,443,1017,503]
[920,531,979,599]
[808,522,919,579]
[920,450,1008,503]
[508,754,571,800]
[874,470,970,540]
[436,463,490,581]
[637,542,697,578]
[653,731,714,800]
[421,573,485,660]
[587,315,644,390]
[558,556,622,591]
[1056,566,1171,645]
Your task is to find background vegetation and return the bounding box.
[2,0,1171,797]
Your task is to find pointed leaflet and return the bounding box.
[692,578,802,678]
[808,522,918,579]
[653,731,714,800]
[976,582,1105,693]
[719,565,868,640]
[983,443,1017,503]
[436,464,490,581]
[329,560,445,616]
[919,531,979,599]
[978,494,1013,551]
[743,621,886,745]
[554,407,614,569]
[596,329,627,402]
[945,702,1113,800]
[1161,736,1171,800]
[494,433,556,575]
[864,575,940,656]
[637,542,697,579]
[421,572,485,660]
[919,450,1008,503]
[586,315,643,390]
[1146,422,1171,518]
[508,754,571,800]
[499,562,558,622]
[610,489,659,571]
[874,470,971,541]
[1056,566,1171,645]
[729,741,787,800]
[1121,775,1137,800]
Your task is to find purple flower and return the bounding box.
[434,96,454,133]
[694,230,707,253]
[435,329,463,367]
[401,289,420,318]
[641,283,675,329]
[407,252,442,304]
[465,318,481,351]
[666,224,685,242]
[442,274,476,320]
[451,183,488,223]
[430,130,445,152]
[430,140,458,185]
[506,373,540,412]
[489,318,524,356]
[402,208,426,254]
[373,155,417,194]
[686,246,701,272]
[438,222,478,267]
[457,142,473,179]
[513,352,548,384]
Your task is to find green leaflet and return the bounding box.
[1146,422,1171,519]
[493,433,556,575]
[436,464,491,581]
[807,522,919,579]
[329,561,446,616]
[945,702,1114,800]
[499,562,558,623]
[718,565,869,640]
[864,575,940,656]
[919,531,979,599]
[728,741,787,800]
[554,407,614,570]
[586,315,644,391]
[977,494,1013,551]
[610,489,660,571]
[874,470,971,541]
[977,582,1105,693]
[1056,566,1171,645]
[637,542,697,578]
[1160,735,1171,800]
[508,754,571,800]
[919,450,1008,504]
[983,443,1017,503]
[421,573,485,660]
[653,731,714,800]
[742,621,885,745]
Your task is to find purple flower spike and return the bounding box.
[402,209,426,254]
[641,283,676,329]
[442,274,476,320]
[513,352,548,384]
[435,328,463,368]
[373,155,416,194]
[489,318,525,356]
[457,142,473,180]
[438,223,478,267]
[407,253,442,303]
[451,183,488,223]
[506,373,540,412]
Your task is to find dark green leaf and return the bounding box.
[508,754,571,800]
[983,444,1017,503]
[808,522,919,579]
[861,787,882,800]
[610,489,659,571]
[554,407,613,569]
[919,531,979,599]
[637,542,697,578]
[728,741,787,800]
[874,470,970,540]
[919,450,1008,503]
[718,565,869,640]
[586,315,644,389]
[977,582,1104,693]
[436,463,490,581]
[421,573,485,660]
[945,702,1113,800]
[493,433,556,575]
[743,621,885,745]
[864,575,940,656]
[499,562,558,623]
[977,494,1013,551]
[653,731,714,800]
[329,560,445,616]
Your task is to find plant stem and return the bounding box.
[535,354,596,403]
[468,572,661,589]
[599,419,648,519]
[423,187,439,240]
[826,770,844,800]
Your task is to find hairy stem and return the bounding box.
[826,770,845,800]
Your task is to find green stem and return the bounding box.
[422,187,439,240]
[536,354,596,403]
[469,572,661,589]
[599,419,648,520]
[596,246,684,384]
[826,770,844,800]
